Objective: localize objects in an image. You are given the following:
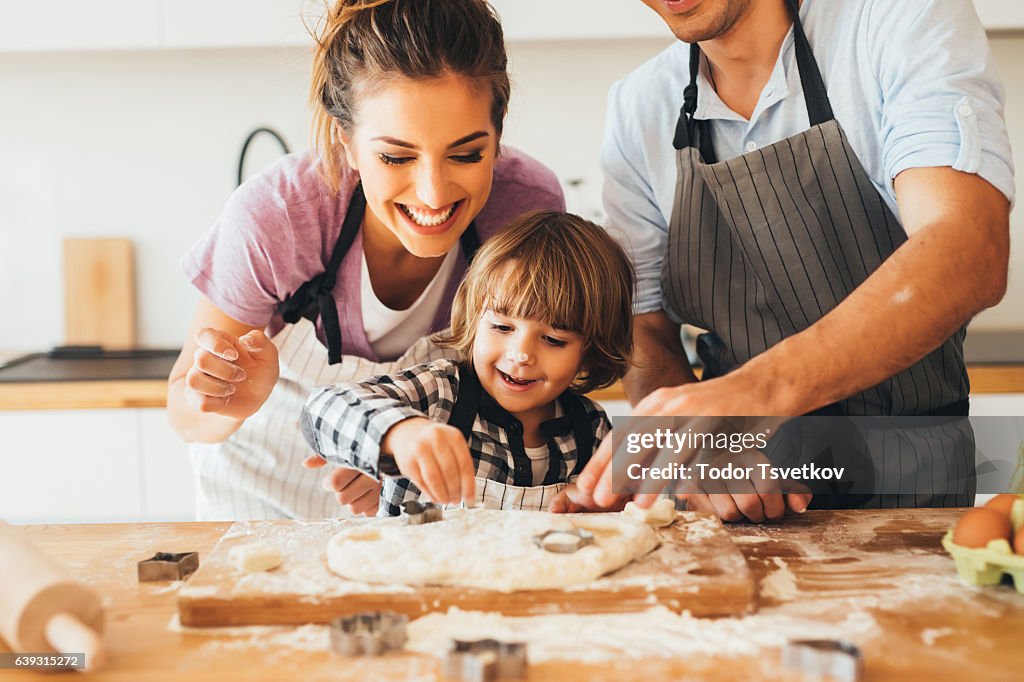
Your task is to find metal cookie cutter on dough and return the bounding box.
[329,611,408,656]
[532,528,595,554]
[137,551,199,582]
[402,500,443,525]
[781,639,863,682]
[443,638,528,681]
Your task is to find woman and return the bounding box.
[167,0,564,520]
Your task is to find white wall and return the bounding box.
[0,34,1021,350]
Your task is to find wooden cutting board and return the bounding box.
[63,237,136,348]
[177,511,756,627]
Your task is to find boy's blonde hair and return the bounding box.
[437,211,634,393]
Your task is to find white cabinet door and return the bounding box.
[138,409,195,521]
[0,409,141,523]
[0,0,160,53]
[973,1,1024,31]
[970,394,1024,416]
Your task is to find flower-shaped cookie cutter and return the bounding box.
[443,638,528,681]
[329,611,408,656]
[532,528,595,554]
[402,500,443,525]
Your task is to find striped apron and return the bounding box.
[660,0,974,507]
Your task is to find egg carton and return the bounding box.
[941,497,1024,593]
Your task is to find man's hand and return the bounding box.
[548,484,628,514]
[384,418,476,505]
[302,456,381,516]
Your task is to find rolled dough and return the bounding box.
[623,499,677,528]
[229,542,283,573]
[326,508,658,592]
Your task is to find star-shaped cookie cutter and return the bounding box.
[402,500,443,525]
[329,611,408,656]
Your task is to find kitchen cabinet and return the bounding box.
[0,408,193,523]
[973,0,1024,32]
[5,0,1018,54]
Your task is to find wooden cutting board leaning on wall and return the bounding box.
[63,238,136,349]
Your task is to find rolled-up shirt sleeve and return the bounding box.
[300,360,459,479]
[601,79,672,316]
[873,0,1014,206]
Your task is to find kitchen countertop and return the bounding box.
[3,509,1020,680]
[1,354,1023,411]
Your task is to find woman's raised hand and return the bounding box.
[184,327,280,420]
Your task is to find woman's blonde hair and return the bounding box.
[308,0,510,195]
[437,211,635,394]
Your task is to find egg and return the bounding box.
[952,508,1013,549]
[1015,526,1024,555]
[984,493,1022,517]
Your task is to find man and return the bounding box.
[576,0,1012,521]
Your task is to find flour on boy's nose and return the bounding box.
[504,350,529,363]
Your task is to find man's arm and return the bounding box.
[640,167,1009,418]
[622,311,698,405]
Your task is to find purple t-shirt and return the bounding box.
[183,146,564,362]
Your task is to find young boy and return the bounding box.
[300,210,634,515]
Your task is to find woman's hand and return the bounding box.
[184,327,279,420]
[302,456,382,516]
[384,418,476,505]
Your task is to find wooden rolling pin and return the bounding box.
[0,522,106,672]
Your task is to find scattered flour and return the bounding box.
[921,627,957,646]
[761,557,798,600]
[405,606,877,664]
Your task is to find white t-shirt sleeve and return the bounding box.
[601,78,674,317]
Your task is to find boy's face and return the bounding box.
[473,309,585,426]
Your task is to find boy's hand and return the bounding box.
[302,456,381,516]
[548,484,628,514]
[384,418,476,505]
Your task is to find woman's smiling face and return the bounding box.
[340,73,498,258]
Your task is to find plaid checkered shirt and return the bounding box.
[301,358,611,516]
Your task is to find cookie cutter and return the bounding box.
[137,551,199,582]
[442,638,528,681]
[532,528,595,554]
[329,611,408,656]
[781,639,863,681]
[402,500,443,525]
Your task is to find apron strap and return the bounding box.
[673,0,834,157]
[448,361,483,440]
[564,392,595,477]
[784,0,834,126]
[277,183,365,365]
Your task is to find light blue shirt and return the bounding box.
[602,0,1015,315]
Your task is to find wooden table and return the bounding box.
[3,509,1021,680]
